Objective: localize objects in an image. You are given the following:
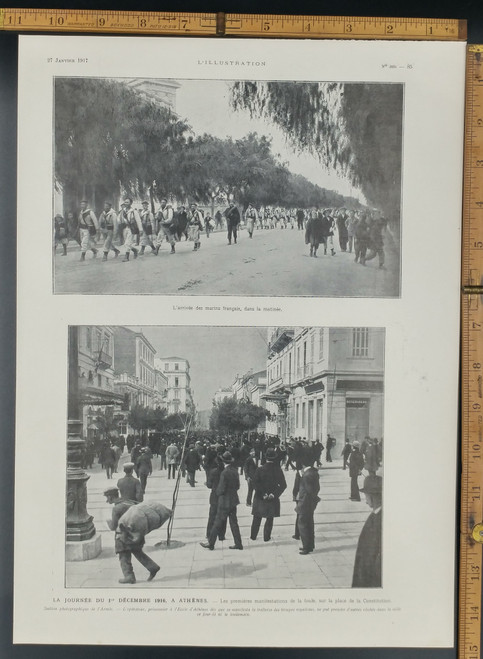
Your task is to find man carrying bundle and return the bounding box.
[104,487,171,584]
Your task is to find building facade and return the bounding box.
[264,327,384,446]
[156,357,194,417]
[77,326,124,439]
[113,327,158,408]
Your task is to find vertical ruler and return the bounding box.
[461,45,483,659]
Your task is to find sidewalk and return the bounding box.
[66,454,371,589]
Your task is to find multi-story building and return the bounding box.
[113,327,158,408]
[156,357,194,417]
[264,327,384,446]
[123,78,181,111]
[77,326,124,439]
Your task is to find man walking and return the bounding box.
[136,447,153,494]
[155,198,176,254]
[117,462,143,503]
[295,450,320,554]
[244,202,258,239]
[118,198,142,262]
[78,199,99,261]
[200,451,243,550]
[250,448,286,542]
[184,443,201,487]
[139,200,156,255]
[104,487,160,584]
[224,201,241,245]
[98,201,120,260]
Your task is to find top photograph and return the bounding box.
[53,76,403,297]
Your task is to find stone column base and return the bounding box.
[66,534,102,562]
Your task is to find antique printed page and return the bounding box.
[15,35,464,646]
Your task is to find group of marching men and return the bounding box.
[53,197,389,268]
[54,197,207,262]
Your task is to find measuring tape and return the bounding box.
[461,44,483,659]
[0,9,466,40]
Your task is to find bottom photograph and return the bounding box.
[65,325,385,589]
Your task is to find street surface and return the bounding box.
[66,453,373,589]
[55,227,400,297]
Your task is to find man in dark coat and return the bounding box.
[243,448,257,506]
[200,451,243,550]
[305,211,324,257]
[136,447,152,494]
[224,202,241,245]
[205,456,227,542]
[295,450,320,554]
[349,441,365,501]
[250,448,287,542]
[101,441,116,480]
[341,439,352,470]
[104,486,159,584]
[117,462,143,503]
[352,475,382,587]
[184,444,201,487]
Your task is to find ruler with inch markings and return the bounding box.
[0,9,467,40]
[461,44,483,659]
[0,7,478,658]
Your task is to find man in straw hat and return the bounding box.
[352,474,382,587]
[200,451,243,550]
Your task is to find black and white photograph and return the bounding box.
[53,77,402,297]
[66,325,384,589]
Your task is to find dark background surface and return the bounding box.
[0,0,479,657]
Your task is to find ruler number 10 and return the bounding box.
[49,16,65,25]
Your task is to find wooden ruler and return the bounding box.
[0,9,466,40]
[461,44,483,659]
[0,6,476,655]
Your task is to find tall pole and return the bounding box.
[66,326,99,551]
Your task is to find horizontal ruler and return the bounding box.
[0,9,467,40]
[460,45,483,659]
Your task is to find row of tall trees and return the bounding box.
[231,81,403,220]
[209,397,268,436]
[55,78,359,215]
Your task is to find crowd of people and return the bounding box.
[92,430,382,588]
[53,198,390,269]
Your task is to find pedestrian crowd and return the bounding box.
[94,430,382,587]
[54,199,390,270]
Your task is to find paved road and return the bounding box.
[66,453,373,589]
[55,227,400,297]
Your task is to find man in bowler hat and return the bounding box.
[294,449,320,554]
[352,474,382,587]
[200,451,243,550]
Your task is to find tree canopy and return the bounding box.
[55,78,360,214]
[231,81,403,219]
[209,397,268,435]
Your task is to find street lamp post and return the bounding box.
[66,326,102,561]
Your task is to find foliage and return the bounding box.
[55,78,360,213]
[95,406,117,440]
[55,77,190,203]
[231,81,403,218]
[210,397,268,434]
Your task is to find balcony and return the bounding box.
[269,328,294,354]
[268,371,292,393]
[95,349,112,371]
[295,362,314,383]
